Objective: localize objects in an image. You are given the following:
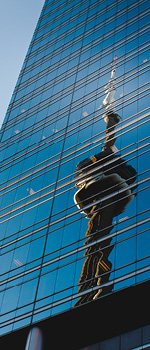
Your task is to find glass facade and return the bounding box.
[0,0,150,335]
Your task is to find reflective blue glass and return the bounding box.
[0,0,150,336]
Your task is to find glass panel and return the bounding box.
[0,0,149,334]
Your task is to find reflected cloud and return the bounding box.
[27,188,35,195]
[14,259,23,267]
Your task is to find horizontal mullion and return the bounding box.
[26,1,140,63]
[0,110,149,199]
[0,41,149,153]
[32,0,142,52]
[0,113,149,205]
[0,102,149,185]
[23,0,146,75]
[11,36,149,118]
[2,33,149,134]
[1,262,150,329]
[0,156,149,251]
[0,214,149,288]
[1,264,149,328]
[12,41,149,115]
[0,165,149,226]
[1,206,149,277]
[9,35,150,113]
[2,43,148,137]
[1,76,150,150]
[7,62,150,143]
[33,0,105,42]
[9,19,149,113]
[15,16,149,89]
[34,0,126,45]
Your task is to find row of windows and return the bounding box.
[8,50,150,133]
[0,171,149,252]
[0,93,149,195]
[26,0,130,64]
[14,0,132,97]
[14,38,148,117]
[27,0,90,62]
[5,55,148,140]
[7,21,147,120]
[38,0,87,30]
[2,134,148,266]
[26,1,95,62]
[1,0,146,136]
[0,104,149,212]
[1,203,149,287]
[0,142,149,222]
[10,6,149,112]
[42,0,68,17]
[34,0,99,38]
[25,0,91,70]
[0,114,149,332]
[34,1,129,53]
[0,107,149,233]
[1,73,149,164]
[0,107,149,196]
[33,0,138,48]
[0,154,148,230]
[17,1,117,92]
[5,56,148,135]
[0,186,149,271]
[39,0,91,29]
[0,0,149,336]
[0,205,149,277]
[2,28,149,140]
[0,105,149,185]
[20,23,149,91]
[1,212,149,290]
[0,247,150,333]
[0,113,149,211]
[16,0,146,89]
[33,0,141,52]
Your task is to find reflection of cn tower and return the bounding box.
[74,60,137,306]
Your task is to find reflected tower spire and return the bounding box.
[103,58,117,112]
[102,57,121,151]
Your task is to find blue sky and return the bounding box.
[0,0,44,128]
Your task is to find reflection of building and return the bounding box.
[0,0,150,349]
[74,107,137,305]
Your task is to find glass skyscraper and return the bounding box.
[0,0,150,348]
